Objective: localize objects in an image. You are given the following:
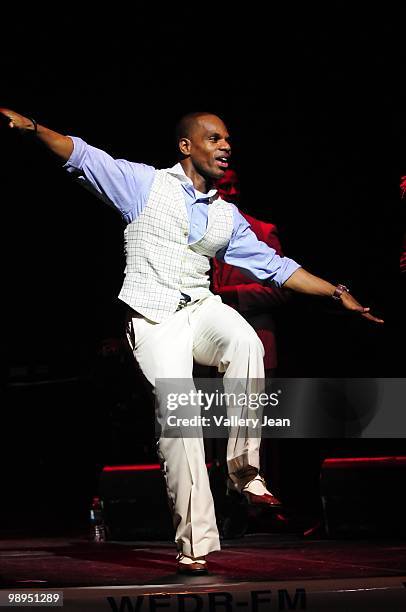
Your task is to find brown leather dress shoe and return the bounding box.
[241,475,282,508]
[243,490,282,507]
[176,554,208,575]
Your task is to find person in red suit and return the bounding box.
[400,176,406,275]
[211,169,291,535]
[212,168,289,375]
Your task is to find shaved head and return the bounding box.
[175,112,219,150]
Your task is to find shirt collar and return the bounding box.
[167,162,218,202]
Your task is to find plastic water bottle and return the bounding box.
[90,496,106,542]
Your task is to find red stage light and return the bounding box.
[102,462,213,472]
[102,464,161,472]
[324,456,406,468]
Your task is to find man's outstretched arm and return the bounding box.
[284,267,384,324]
[0,107,155,222]
[219,208,384,324]
[0,108,73,161]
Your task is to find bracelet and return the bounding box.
[27,116,38,133]
[332,284,350,300]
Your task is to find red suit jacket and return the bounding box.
[401,233,406,276]
[212,212,289,371]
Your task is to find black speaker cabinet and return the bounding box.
[96,464,174,540]
[320,456,406,537]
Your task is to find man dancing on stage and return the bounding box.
[0,108,383,574]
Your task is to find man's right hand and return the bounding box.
[0,107,74,161]
[0,108,36,132]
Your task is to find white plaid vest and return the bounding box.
[118,169,234,322]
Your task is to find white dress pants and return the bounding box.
[126,295,265,557]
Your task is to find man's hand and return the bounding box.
[340,291,384,324]
[0,108,36,132]
[0,107,73,161]
[284,268,384,324]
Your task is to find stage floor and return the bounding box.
[0,533,405,610]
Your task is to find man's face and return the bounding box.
[216,169,240,204]
[181,115,231,180]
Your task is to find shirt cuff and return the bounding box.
[63,136,87,173]
[272,259,301,288]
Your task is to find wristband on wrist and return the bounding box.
[27,116,38,133]
[332,284,349,300]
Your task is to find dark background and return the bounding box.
[0,8,402,534]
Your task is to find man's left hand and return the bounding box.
[340,292,384,324]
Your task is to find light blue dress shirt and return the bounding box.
[64,137,301,288]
